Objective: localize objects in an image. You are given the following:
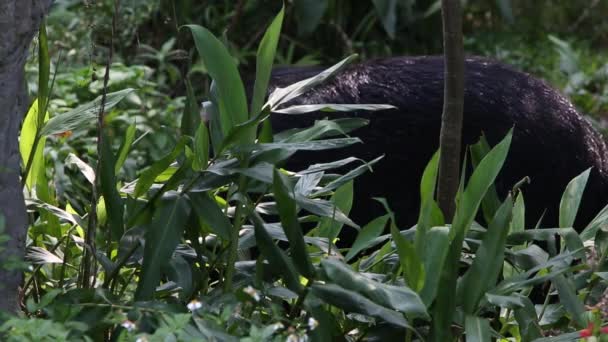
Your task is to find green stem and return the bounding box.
[224,172,248,291]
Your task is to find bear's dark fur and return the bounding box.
[266,56,608,230]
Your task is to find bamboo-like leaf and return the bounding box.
[464,315,491,342]
[273,169,315,278]
[19,99,48,190]
[311,283,414,329]
[100,132,124,241]
[317,181,353,241]
[320,259,428,319]
[273,103,395,114]
[189,192,231,241]
[25,246,62,264]
[192,123,210,171]
[559,168,590,228]
[185,25,249,140]
[40,89,134,136]
[268,55,357,108]
[115,123,136,174]
[345,214,390,262]
[135,196,190,300]
[65,153,95,185]
[133,138,186,198]
[251,5,284,115]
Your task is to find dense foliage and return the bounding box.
[3,1,608,341]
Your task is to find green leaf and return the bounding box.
[464,315,491,342]
[252,213,303,294]
[268,55,357,108]
[135,195,190,300]
[320,259,428,319]
[192,123,210,171]
[419,226,450,306]
[99,132,124,241]
[470,135,502,224]
[38,19,50,127]
[115,123,136,174]
[559,168,590,228]
[251,5,284,115]
[188,192,232,241]
[416,151,444,255]
[512,296,542,341]
[552,274,587,327]
[65,153,95,185]
[180,78,201,137]
[461,195,513,314]
[311,283,414,329]
[272,169,315,278]
[133,138,186,198]
[276,118,368,143]
[391,223,424,291]
[236,137,361,154]
[296,195,359,229]
[185,25,249,140]
[273,103,395,114]
[40,89,134,136]
[19,99,48,190]
[345,215,390,262]
[25,199,84,227]
[317,181,353,241]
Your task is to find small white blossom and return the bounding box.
[286,334,300,342]
[243,285,261,302]
[121,320,136,332]
[307,317,318,330]
[272,322,284,331]
[187,299,203,311]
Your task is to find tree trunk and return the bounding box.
[0,0,52,315]
[437,0,465,222]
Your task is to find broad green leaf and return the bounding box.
[345,215,390,262]
[180,78,201,137]
[100,132,124,241]
[416,151,443,254]
[19,99,48,190]
[311,283,415,330]
[432,130,512,341]
[391,222,424,291]
[65,153,95,185]
[470,135,501,224]
[313,156,383,196]
[133,137,186,198]
[185,25,249,139]
[115,123,136,174]
[273,103,395,114]
[38,19,50,127]
[235,137,361,154]
[559,168,590,228]
[317,181,353,241]
[268,55,357,108]
[296,195,358,229]
[40,89,134,136]
[552,274,586,327]
[251,5,284,115]
[188,192,233,241]
[273,169,315,278]
[464,315,491,342]
[419,226,450,305]
[192,123,210,171]
[252,213,303,294]
[25,199,84,227]
[276,118,368,143]
[320,259,428,319]
[135,196,190,300]
[513,296,543,341]
[461,196,513,314]
[25,246,62,264]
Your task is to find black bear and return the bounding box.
[266,56,608,231]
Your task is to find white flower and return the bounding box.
[307,317,318,330]
[243,285,261,302]
[187,299,203,311]
[121,320,136,332]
